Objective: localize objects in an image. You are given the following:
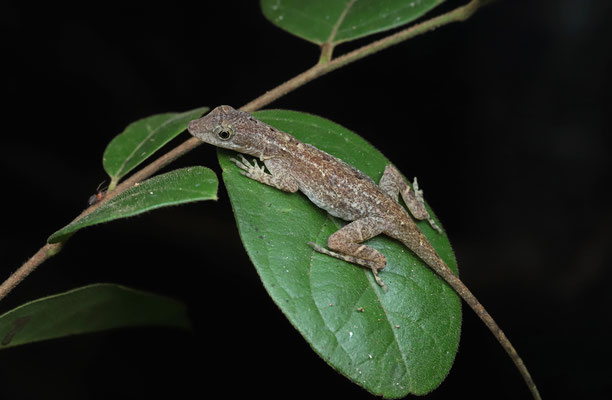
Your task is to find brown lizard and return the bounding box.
[187,105,541,400]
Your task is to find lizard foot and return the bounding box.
[412,177,443,234]
[230,154,267,180]
[308,242,389,292]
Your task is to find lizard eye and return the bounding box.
[218,130,231,140]
[214,125,234,141]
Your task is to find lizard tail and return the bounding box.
[400,234,543,400]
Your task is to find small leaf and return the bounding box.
[218,110,461,398]
[261,0,445,45]
[48,167,217,243]
[103,106,209,187]
[0,283,190,350]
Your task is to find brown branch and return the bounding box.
[242,0,488,112]
[1,3,542,399]
[0,243,63,302]
[0,0,488,303]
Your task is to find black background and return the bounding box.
[1,1,611,399]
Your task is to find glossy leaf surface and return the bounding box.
[261,0,445,45]
[48,167,217,243]
[0,283,190,350]
[218,109,461,397]
[103,106,209,187]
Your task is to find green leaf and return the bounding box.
[48,167,218,243]
[261,0,445,45]
[0,283,190,350]
[218,110,461,398]
[103,106,209,188]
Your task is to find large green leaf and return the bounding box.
[217,110,461,397]
[261,0,445,45]
[103,106,209,188]
[48,167,218,243]
[0,283,190,350]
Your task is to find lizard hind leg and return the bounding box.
[379,165,442,233]
[308,217,389,291]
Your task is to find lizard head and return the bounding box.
[187,105,259,155]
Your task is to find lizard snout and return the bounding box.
[187,119,200,134]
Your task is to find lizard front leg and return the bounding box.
[379,164,442,233]
[230,154,299,193]
[308,216,389,291]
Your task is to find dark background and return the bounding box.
[1,1,610,399]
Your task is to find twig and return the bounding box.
[242,0,488,112]
[0,0,488,304]
[1,2,542,398]
[0,243,63,302]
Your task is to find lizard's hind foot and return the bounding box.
[412,177,443,234]
[371,268,389,292]
[308,242,389,292]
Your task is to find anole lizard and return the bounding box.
[187,105,541,400]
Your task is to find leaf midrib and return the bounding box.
[112,113,177,180]
[327,0,357,44]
